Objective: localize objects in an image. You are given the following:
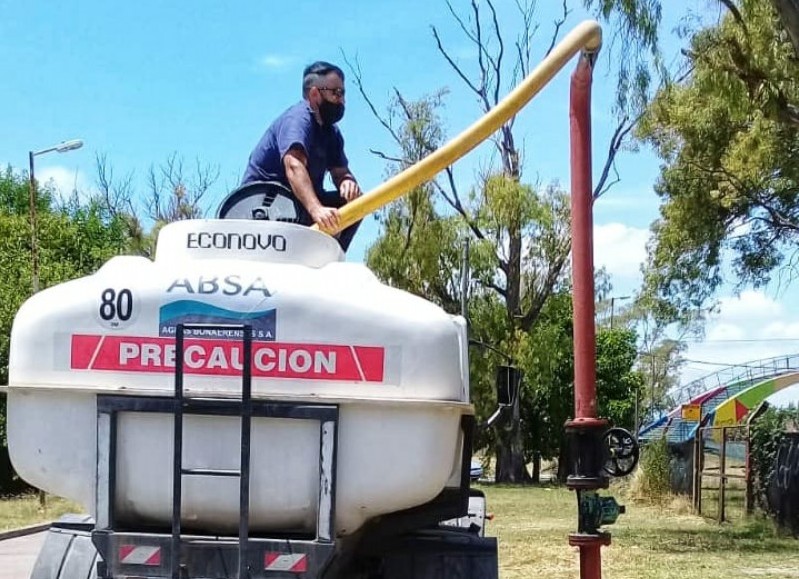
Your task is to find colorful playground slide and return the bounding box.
[710,372,799,429]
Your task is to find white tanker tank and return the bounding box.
[6,217,473,537]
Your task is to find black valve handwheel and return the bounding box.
[602,427,640,477]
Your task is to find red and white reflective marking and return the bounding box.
[118,545,161,566]
[70,334,385,383]
[264,552,307,573]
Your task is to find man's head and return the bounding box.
[302,61,346,126]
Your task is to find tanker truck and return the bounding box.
[6,20,638,579]
[5,182,501,579]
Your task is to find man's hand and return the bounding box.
[339,178,361,202]
[310,205,340,231]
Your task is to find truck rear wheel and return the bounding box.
[362,528,498,579]
[30,516,98,579]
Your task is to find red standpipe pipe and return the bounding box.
[568,51,608,579]
[570,53,598,422]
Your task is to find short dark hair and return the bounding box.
[302,61,344,97]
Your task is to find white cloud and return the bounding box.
[37,165,90,201]
[705,322,745,342]
[762,320,799,339]
[767,384,799,408]
[593,222,650,282]
[729,217,751,238]
[259,54,295,71]
[594,191,655,210]
[715,290,782,323]
[678,290,799,397]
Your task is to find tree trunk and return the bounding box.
[494,436,531,483]
[494,392,532,483]
[773,0,799,59]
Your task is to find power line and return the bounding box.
[682,364,725,373]
[680,358,798,371]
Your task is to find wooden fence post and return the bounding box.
[719,427,727,523]
[745,424,753,515]
[697,429,704,516]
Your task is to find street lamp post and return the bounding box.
[27,138,83,508]
[28,139,84,292]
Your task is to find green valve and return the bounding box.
[578,491,626,531]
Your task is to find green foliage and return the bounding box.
[640,0,799,316]
[516,300,642,467]
[585,0,663,113]
[366,185,463,313]
[750,405,799,511]
[515,291,574,464]
[597,327,644,427]
[362,0,673,479]
[0,165,52,215]
[366,84,643,480]
[0,170,127,453]
[637,435,671,500]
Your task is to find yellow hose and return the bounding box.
[315,20,602,234]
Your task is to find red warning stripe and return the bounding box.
[119,545,161,566]
[70,334,385,383]
[264,552,307,573]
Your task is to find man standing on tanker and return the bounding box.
[241,61,362,251]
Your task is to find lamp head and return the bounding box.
[56,139,83,153]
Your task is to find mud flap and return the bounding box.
[440,490,488,537]
[380,528,498,579]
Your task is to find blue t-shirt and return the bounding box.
[241,101,348,194]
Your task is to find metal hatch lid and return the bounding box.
[155,220,344,268]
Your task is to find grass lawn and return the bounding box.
[484,484,799,579]
[1,486,797,578]
[0,494,82,532]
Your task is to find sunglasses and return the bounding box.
[317,87,345,98]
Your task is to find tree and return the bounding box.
[0,168,127,462]
[361,82,573,481]
[1,151,219,492]
[640,0,799,315]
[514,287,642,481]
[363,91,645,482]
[95,152,220,257]
[357,0,669,482]
[628,291,693,424]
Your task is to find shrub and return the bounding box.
[750,406,798,511]
[632,435,671,502]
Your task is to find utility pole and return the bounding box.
[609,295,631,329]
[28,138,84,509]
[650,350,656,421]
[460,239,470,319]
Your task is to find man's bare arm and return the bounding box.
[283,148,339,230]
[329,166,356,187]
[330,166,362,201]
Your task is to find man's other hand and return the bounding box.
[310,206,340,231]
[339,178,362,202]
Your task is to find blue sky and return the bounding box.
[3,0,799,398]
[0,0,662,258]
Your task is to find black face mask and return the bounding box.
[319,99,345,125]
